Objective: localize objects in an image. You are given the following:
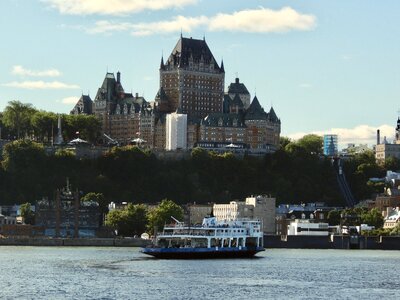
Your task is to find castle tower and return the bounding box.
[159,36,225,120]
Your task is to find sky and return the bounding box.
[0,0,399,148]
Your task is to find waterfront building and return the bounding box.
[375,118,400,161]
[166,112,188,150]
[340,143,370,156]
[275,203,336,235]
[323,134,338,156]
[183,203,213,225]
[213,195,276,235]
[375,142,400,161]
[374,195,400,217]
[287,219,329,236]
[245,195,276,235]
[35,184,100,237]
[0,214,17,225]
[383,207,400,229]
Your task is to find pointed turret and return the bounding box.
[160,56,165,70]
[220,59,225,73]
[245,96,267,120]
[268,106,280,123]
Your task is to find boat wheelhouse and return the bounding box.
[141,217,264,259]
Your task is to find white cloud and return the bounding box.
[43,0,197,15]
[87,16,208,36]
[287,124,394,148]
[12,65,62,77]
[208,7,316,33]
[2,81,80,90]
[60,96,80,104]
[84,7,316,36]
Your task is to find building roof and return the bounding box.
[228,78,249,95]
[165,36,222,71]
[268,107,280,123]
[244,96,268,120]
[231,94,244,108]
[202,113,245,128]
[71,94,93,115]
[155,87,168,102]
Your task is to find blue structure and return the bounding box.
[323,134,338,156]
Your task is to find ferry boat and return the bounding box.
[141,217,265,259]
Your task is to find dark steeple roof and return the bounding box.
[155,87,168,102]
[245,96,267,120]
[268,107,280,123]
[231,94,244,108]
[228,77,250,95]
[160,56,165,70]
[165,36,222,71]
[220,59,225,73]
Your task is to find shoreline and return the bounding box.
[1,235,400,250]
[0,237,148,247]
[264,234,400,250]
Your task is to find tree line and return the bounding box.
[0,135,343,207]
[0,100,101,143]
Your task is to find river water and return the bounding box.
[0,247,399,299]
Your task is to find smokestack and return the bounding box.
[117,71,121,83]
[377,129,381,145]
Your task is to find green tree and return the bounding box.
[2,140,45,173]
[361,208,384,229]
[20,202,35,225]
[147,199,184,233]
[63,114,101,143]
[296,134,323,155]
[279,136,291,149]
[81,192,108,215]
[384,156,400,172]
[104,204,148,236]
[1,140,47,203]
[125,204,148,236]
[390,222,400,236]
[2,100,36,139]
[0,112,11,140]
[31,111,57,143]
[105,209,126,235]
[327,210,341,226]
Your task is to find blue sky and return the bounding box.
[1,0,399,147]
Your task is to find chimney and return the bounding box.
[235,78,239,84]
[117,71,121,83]
[135,93,139,98]
[377,129,380,145]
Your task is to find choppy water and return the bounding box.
[0,247,399,299]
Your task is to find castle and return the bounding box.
[71,36,281,153]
